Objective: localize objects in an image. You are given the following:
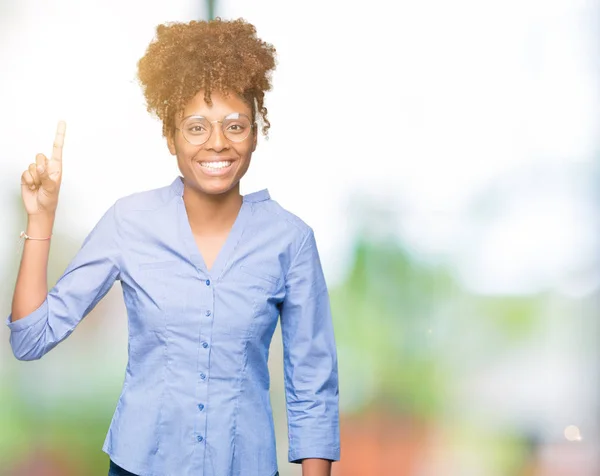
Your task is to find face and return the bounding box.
[167,90,257,198]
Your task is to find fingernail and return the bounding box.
[37,165,44,173]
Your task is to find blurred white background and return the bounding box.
[1,1,599,475]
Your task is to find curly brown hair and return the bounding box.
[137,18,277,138]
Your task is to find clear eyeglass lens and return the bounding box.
[181,114,252,145]
[182,118,211,144]
[222,114,251,142]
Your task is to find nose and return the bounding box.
[204,122,229,152]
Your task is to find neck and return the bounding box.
[182,181,243,235]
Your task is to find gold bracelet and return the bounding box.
[17,231,52,254]
[20,231,52,241]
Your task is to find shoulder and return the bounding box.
[249,191,317,259]
[250,191,312,237]
[114,182,176,214]
[107,178,182,223]
[94,179,182,237]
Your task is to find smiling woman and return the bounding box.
[7,17,339,476]
[167,90,257,198]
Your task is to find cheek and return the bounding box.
[174,142,200,162]
[235,150,253,175]
[234,142,255,160]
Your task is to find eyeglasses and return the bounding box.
[175,113,254,146]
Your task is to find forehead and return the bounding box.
[182,90,251,118]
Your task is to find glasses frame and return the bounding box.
[175,112,255,146]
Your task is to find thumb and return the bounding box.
[37,162,57,192]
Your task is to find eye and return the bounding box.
[187,124,209,134]
[225,122,247,134]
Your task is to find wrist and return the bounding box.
[26,213,55,237]
[301,458,332,476]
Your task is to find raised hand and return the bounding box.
[20,121,66,216]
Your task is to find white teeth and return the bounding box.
[200,161,232,169]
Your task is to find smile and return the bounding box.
[195,160,234,176]
[200,160,232,169]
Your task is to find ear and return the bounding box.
[251,125,258,152]
[167,131,177,155]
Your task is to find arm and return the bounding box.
[279,228,340,475]
[7,204,121,361]
[11,213,55,321]
[7,121,121,360]
[12,121,66,322]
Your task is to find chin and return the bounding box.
[187,177,238,196]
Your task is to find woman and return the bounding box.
[8,18,340,476]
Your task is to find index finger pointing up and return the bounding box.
[51,120,66,164]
